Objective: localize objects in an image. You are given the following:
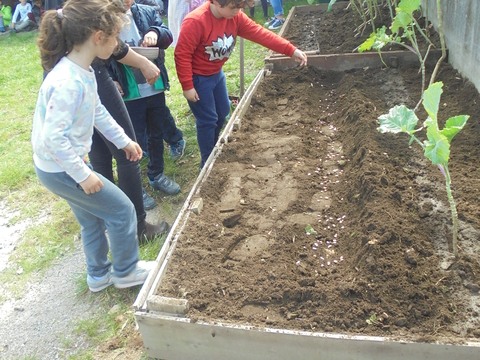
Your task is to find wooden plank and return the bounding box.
[134,69,266,311]
[265,6,297,60]
[146,295,189,315]
[265,49,447,72]
[265,3,346,59]
[136,312,480,360]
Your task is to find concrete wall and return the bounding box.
[422,0,480,91]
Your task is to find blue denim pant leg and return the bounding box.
[188,70,231,168]
[126,93,166,180]
[270,0,284,17]
[34,167,139,278]
[162,105,183,145]
[126,97,149,153]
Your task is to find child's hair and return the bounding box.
[37,0,126,72]
[210,0,255,8]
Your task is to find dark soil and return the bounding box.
[154,3,480,345]
[285,3,441,54]
[157,61,480,343]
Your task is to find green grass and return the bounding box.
[0,0,310,356]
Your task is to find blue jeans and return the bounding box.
[270,0,284,17]
[135,104,183,153]
[188,70,231,168]
[125,92,168,180]
[34,166,139,278]
[162,105,184,145]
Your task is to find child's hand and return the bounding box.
[122,141,143,162]
[293,49,308,66]
[79,173,104,194]
[183,88,200,102]
[139,59,160,84]
[142,31,158,47]
[114,81,124,96]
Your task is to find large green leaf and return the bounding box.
[391,11,412,34]
[378,105,419,134]
[422,82,443,126]
[359,27,390,53]
[372,27,391,50]
[440,115,470,142]
[397,0,421,16]
[424,126,450,165]
[358,33,376,53]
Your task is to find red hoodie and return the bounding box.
[174,2,296,91]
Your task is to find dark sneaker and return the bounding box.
[149,173,180,195]
[170,139,186,161]
[114,261,155,289]
[142,188,157,210]
[137,219,170,244]
[87,269,114,292]
[268,18,285,30]
[264,17,276,27]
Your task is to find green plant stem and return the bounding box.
[414,19,435,47]
[411,135,424,148]
[429,0,447,85]
[387,0,394,21]
[366,0,375,33]
[403,31,428,112]
[351,0,368,35]
[442,164,458,257]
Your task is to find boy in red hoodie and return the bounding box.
[174,0,307,168]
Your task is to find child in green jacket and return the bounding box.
[0,0,12,32]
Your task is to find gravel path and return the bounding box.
[0,202,167,359]
[0,243,100,359]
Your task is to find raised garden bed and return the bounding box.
[136,64,480,359]
[134,4,480,359]
[265,3,444,72]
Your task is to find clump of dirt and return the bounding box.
[285,3,441,54]
[157,62,480,343]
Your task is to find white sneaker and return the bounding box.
[113,261,155,289]
[87,269,114,292]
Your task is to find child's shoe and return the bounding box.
[137,219,170,244]
[87,269,114,292]
[268,18,285,30]
[264,17,276,27]
[142,188,157,210]
[0,27,5,32]
[170,139,186,161]
[149,173,180,195]
[113,261,155,289]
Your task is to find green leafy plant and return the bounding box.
[366,313,381,326]
[377,82,469,257]
[305,224,318,235]
[358,0,434,109]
